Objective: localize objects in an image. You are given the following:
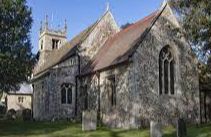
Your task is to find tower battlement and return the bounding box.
[36,15,68,67]
[38,15,67,52]
[39,15,67,37]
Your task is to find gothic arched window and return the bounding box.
[61,83,72,104]
[107,75,116,106]
[159,46,175,95]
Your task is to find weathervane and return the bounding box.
[161,0,168,8]
[64,19,67,33]
[106,2,110,12]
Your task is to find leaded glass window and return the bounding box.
[159,46,175,95]
[61,83,72,104]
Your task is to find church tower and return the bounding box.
[38,15,67,65]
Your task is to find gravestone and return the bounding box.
[82,110,97,131]
[177,118,187,137]
[150,121,162,137]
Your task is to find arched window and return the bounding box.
[61,83,72,104]
[107,75,116,106]
[159,46,175,95]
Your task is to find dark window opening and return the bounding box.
[67,87,72,104]
[164,60,169,94]
[41,81,44,90]
[170,60,175,94]
[61,88,66,104]
[18,97,24,103]
[41,40,43,50]
[61,83,72,104]
[52,39,59,50]
[108,76,116,106]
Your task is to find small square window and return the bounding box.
[18,97,24,103]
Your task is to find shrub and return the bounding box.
[0,103,6,119]
[0,103,6,115]
[6,109,16,120]
[22,109,32,121]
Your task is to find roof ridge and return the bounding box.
[94,11,159,62]
[122,11,159,32]
[33,10,115,78]
[81,10,161,75]
[72,10,112,46]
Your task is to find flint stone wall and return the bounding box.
[129,15,199,125]
[81,10,199,128]
[33,11,119,121]
[33,7,199,127]
[33,57,78,120]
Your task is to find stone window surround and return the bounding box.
[61,83,73,104]
[159,45,175,96]
[106,74,117,107]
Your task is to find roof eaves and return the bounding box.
[80,9,164,76]
[30,70,49,82]
[32,11,111,78]
[33,23,97,76]
[79,59,130,77]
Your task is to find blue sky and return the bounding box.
[27,0,163,53]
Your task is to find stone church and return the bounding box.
[31,2,200,128]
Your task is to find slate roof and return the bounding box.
[81,10,161,75]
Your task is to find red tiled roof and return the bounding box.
[81,11,160,75]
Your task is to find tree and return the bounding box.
[0,0,35,92]
[169,0,211,92]
[121,22,133,29]
[170,0,211,61]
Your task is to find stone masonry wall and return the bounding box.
[33,6,199,126]
[79,11,119,69]
[128,14,199,126]
[7,94,32,111]
[81,8,199,129]
[33,11,119,121]
[80,64,137,129]
[33,56,78,120]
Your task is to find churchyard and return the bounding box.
[1,0,211,137]
[0,120,210,137]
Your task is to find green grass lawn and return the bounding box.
[0,121,210,137]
